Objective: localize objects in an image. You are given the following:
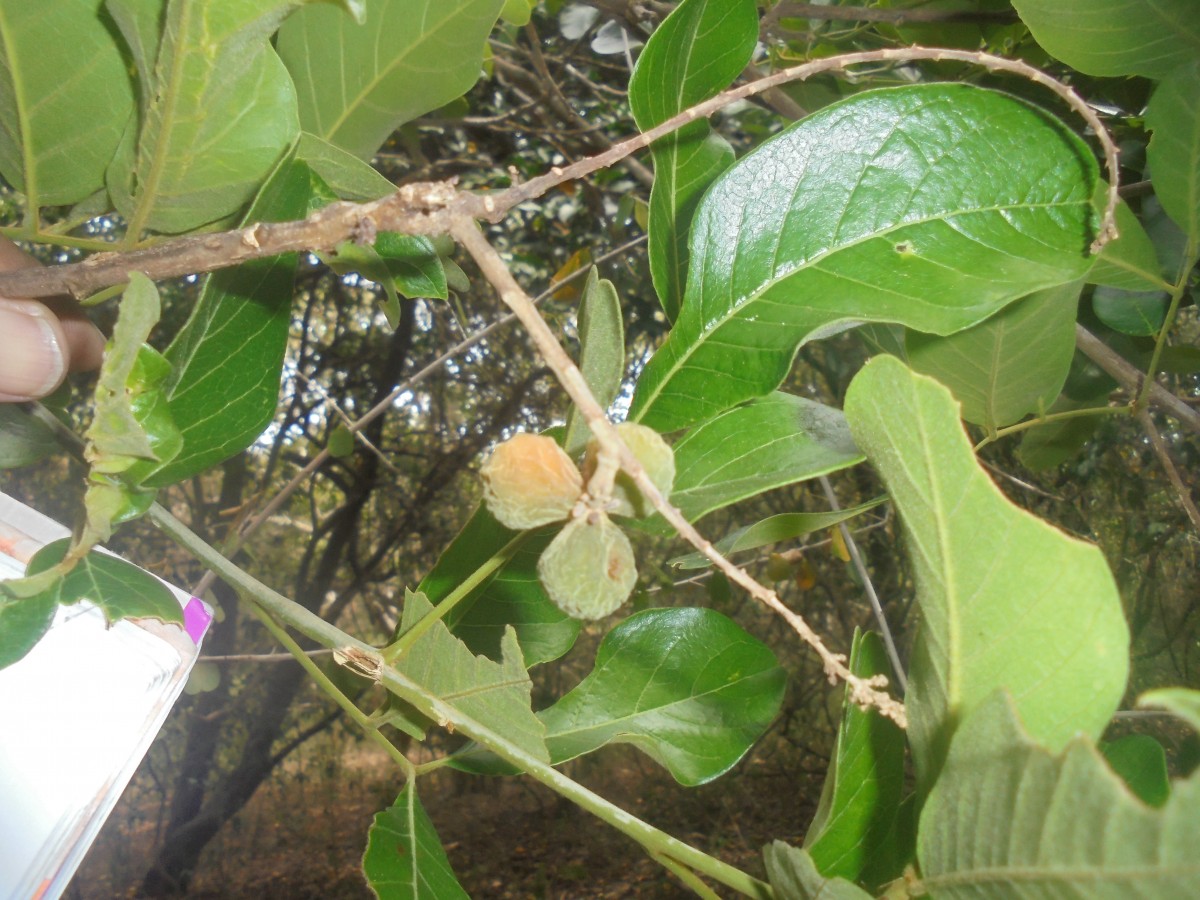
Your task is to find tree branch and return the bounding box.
[0,47,1120,301]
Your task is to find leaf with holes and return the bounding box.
[629,84,1099,432]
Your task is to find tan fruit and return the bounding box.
[480,433,583,530]
[582,422,675,518]
[538,513,637,620]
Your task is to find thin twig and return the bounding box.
[0,47,1120,301]
[1136,408,1200,534]
[818,475,907,694]
[453,220,906,726]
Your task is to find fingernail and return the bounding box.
[0,301,66,399]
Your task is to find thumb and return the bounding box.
[0,298,69,401]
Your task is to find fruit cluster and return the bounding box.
[479,424,674,620]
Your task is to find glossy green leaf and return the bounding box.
[0,591,56,669]
[762,842,873,900]
[1146,59,1200,240]
[392,590,548,763]
[277,0,505,161]
[1137,687,1200,734]
[417,504,580,667]
[844,356,1129,791]
[143,157,319,487]
[564,269,625,455]
[918,691,1200,897]
[1088,198,1172,292]
[0,0,135,208]
[1012,0,1200,78]
[455,608,786,785]
[1093,285,1170,336]
[669,499,883,570]
[628,0,757,321]
[18,538,182,627]
[363,784,469,900]
[295,132,397,200]
[1102,735,1170,808]
[805,631,906,889]
[905,281,1081,430]
[629,84,1099,432]
[0,406,59,469]
[652,392,863,529]
[107,0,356,234]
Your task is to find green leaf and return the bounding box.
[417,504,580,667]
[392,590,548,763]
[458,608,787,785]
[277,0,505,161]
[669,499,884,570]
[1017,388,1113,471]
[1146,59,1200,240]
[905,281,1081,431]
[0,406,59,469]
[0,591,57,669]
[563,269,625,455]
[1011,0,1200,79]
[1088,198,1172,292]
[1102,735,1170,808]
[630,84,1099,433]
[327,424,355,458]
[918,690,1200,897]
[762,842,873,900]
[1093,285,1170,336]
[804,631,907,889]
[628,0,758,321]
[653,392,864,529]
[1138,687,1200,734]
[0,0,135,208]
[363,784,469,900]
[107,0,352,234]
[844,356,1129,791]
[14,538,183,628]
[143,157,320,487]
[295,132,397,200]
[324,232,447,325]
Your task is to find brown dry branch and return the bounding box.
[0,46,1119,301]
[1135,408,1200,535]
[453,220,907,727]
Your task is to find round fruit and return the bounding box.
[538,513,637,620]
[480,433,583,530]
[582,422,675,519]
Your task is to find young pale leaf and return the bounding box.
[905,281,1081,431]
[652,392,863,529]
[277,0,505,161]
[563,269,625,455]
[107,1,354,234]
[918,691,1200,897]
[804,631,907,889]
[0,0,135,208]
[1011,0,1200,79]
[762,842,873,900]
[416,504,580,667]
[844,356,1129,792]
[629,84,1099,432]
[391,590,548,763]
[363,784,469,900]
[628,0,758,321]
[1146,60,1200,241]
[668,499,883,570]
[453,608,786,785]
[1102,735,1170,808]
[143,158,320,487]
